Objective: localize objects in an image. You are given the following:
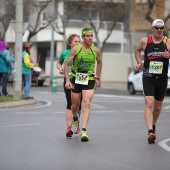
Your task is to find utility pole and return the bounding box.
[13,0,23,100]
[50,0,55,81]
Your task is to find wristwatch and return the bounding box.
[94,76,100,81]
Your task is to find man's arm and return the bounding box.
[23,54,35,68]
[162,38,170,59]
[135,37,147,70]
[94,47,102,87]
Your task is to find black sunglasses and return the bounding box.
[154,27,164,30]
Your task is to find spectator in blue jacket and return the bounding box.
[0,41,14,96]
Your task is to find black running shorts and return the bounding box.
[63,78,82,110]
[143,75,168,101]
[71,77,96,93]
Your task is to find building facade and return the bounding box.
[4,0,170,89]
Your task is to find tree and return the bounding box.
[0,0,15,40]
[0,0,52,42]
[26,0,52,42]
[53,0,126,54]
[51,0,85,49]
[79,0,126,54]
[145,0,170,36]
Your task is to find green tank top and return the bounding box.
[71,43,96,80]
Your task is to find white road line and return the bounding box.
[158,139,170,152]
[91,110,117,113]
[0,123,41,128]
[31,111,117,114]
[126,110,143,112]
[95,94,143,100]
[91,103,106,108]
[32,100,52,109]
[15,112,42,114]
[18,100,52,110]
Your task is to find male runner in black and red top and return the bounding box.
[135,19,170,144]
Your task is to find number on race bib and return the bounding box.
[149,61,163,74]
[75,72,89,85]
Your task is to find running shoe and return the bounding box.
[80,130,89,142]
[75,121,80,134]
[66,126,73,137]
[153,129,156,139]
[148,133,156,144]
[71,119,79,133]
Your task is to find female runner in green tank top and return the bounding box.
[56,34,82,137]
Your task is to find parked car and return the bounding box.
[127,64,170,95]
[8,68,47,87]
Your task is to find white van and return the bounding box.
[127,63,170,95]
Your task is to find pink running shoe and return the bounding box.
[148,133,156,144]
[74,121,80,134]
[66,126,73,137]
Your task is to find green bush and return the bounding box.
[0,95,25,102]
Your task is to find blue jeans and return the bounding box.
[22,74,31,98]
[0,72,9,95]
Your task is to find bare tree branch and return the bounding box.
[82,1,125,55]
[27,0,52,42]
[145,0,170,36]
[145,0,156,23]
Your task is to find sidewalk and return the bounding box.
[0,99,37,109]
[0,84,129,109]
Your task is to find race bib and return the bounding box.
[149,61,163,74]
[75,72,89,85]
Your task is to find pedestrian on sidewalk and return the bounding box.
[0,41,14,96]
[22,43,36,100]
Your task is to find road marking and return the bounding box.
[0,123,41,128]
[31,100,52,109]
[38,111,117,114]
[95,94,143,100]
[158,139,170,152]
[163,105,170,109]
[15,100,52,110]
[91,103,106,108]
[126,110,143,112]
[15,112,42,114]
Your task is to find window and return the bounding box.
[136,0,147,3]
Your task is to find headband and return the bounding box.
[81,28,93,36]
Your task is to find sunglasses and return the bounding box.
[154,27,164,30]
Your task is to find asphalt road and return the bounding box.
[0,86,170,170]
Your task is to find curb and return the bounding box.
[0,99,37,108]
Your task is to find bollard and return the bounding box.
[52,76,57,92]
